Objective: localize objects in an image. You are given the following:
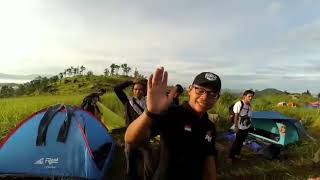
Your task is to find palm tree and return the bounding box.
[114,64,120,75]
[121,63,128,75]
[80,65,86,75]
[121,63,132,76]
[126,66,131,76]
[58,73,64,84]
[63,69,67,78]
[66,68,72,77]
[59,72,63,79]
[134,68,139,78]
[104,68,110,76]
[110,64,116,76]
[73,66,79,76]
[70,66,74,76]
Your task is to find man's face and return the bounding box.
[133,84,145,99]
[188,85,219,114]
[243,93,254,104]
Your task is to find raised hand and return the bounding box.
[147,67,175,114]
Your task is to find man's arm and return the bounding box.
[125,67,175,144]
[125,111,153,144]
[234,113,239,133]
[233,101,242,133]
[113,81,133,104]
[203,156,217,180]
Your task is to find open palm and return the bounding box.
[147,67,174,114]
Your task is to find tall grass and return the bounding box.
[1,92,320,179]
[100,93,125,118]
[0,94,85,138]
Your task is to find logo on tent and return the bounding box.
[34,157,59,165]
[34,158,44,165]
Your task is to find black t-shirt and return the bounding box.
[172,97,179,106]
[151,102,217,180]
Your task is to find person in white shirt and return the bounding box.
[228,90,255,162]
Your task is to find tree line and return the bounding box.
[0,63,145,98]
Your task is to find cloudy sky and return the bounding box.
[1,0,320,93]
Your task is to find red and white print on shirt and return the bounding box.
[184,124,192,132]
[205,130,213,142]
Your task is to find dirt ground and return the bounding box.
[106,129,320,180]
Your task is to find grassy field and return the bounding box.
[0,93,128,138]
[0,94,85,138]
[0,92,320,179]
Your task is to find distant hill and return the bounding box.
[0,73,39,80]
[0,83,19,87]
[0,73,291,98]
[255,88,284,97]
[15,75,135,96]
[37,75,133,95]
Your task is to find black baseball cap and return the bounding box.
[192,72,221,92]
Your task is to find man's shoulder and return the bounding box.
[234,101,243,107]
[168,102,185,110]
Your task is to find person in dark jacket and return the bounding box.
[171,84,184,106]
[125,67,220,180]
[114,79,155,180]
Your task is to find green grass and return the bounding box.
[100,92,125,118]
[97,101,125,130]
[0,94,85,138]
[1,92,320,179]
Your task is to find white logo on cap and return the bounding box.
[205,73,217,81]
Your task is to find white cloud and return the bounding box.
[0,1,320,93]
[266,1,282,15]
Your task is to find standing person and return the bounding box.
[114,79,155,180]
[228,90,255,162]
[125,67,220,180]
[171,84,184,106]
[81,88,106,119]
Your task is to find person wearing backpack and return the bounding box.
[81,88,106,119]
[228,101,244,126]
[114,79,155,180]
[228,90,255,162]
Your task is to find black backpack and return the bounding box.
[81,94,100,115]
[228,101,244,125]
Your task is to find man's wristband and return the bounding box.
[145,109,162,120]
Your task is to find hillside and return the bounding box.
[0,83,19,87]
[0,75,137,97]
[0,84,320,179]
[53,75,134,94]
[254,88,284,97]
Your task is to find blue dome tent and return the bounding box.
[225,111,313,159]
[230,111,307,146]
[0,104,115,179]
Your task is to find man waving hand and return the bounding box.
[125,67,220,180]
